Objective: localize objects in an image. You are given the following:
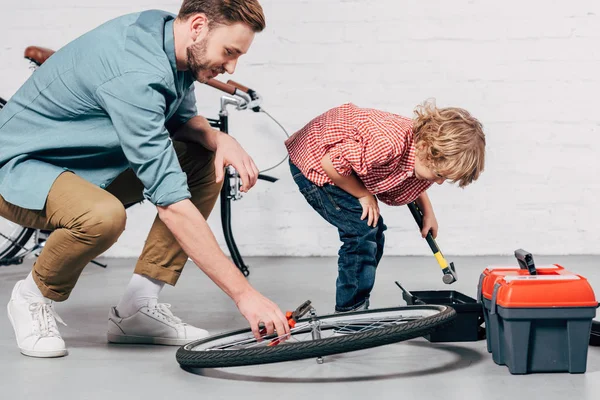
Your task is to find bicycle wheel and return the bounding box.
[0,217,35,263]
[1,98,32,263]
[176,304,456,368]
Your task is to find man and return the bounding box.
[0,0,289,358]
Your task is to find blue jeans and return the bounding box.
[289,161,388,312]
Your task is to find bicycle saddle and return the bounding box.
[24,46,55,65]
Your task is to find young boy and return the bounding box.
[285,100,485,313]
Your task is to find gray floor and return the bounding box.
[1,255,600,399]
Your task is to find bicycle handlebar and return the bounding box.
[227,80,251,93]
[205,78,262,112]
[205,79,237,95]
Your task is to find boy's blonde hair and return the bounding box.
[412,99,485,188]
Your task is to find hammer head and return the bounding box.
[442,262,458,284]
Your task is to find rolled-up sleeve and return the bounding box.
[95,72,191,206]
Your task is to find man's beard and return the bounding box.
[186,37,223,83]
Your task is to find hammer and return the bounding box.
[407,201,458,284]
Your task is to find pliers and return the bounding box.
[261,300,313,346]
[285,300,312,328]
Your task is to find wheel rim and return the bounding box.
[185,306,447,352]
[0,218,27,257]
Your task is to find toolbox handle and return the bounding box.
[395,281,426,305]
[514,248,537,275]
[477,273,486,303]
[490,283,501,315]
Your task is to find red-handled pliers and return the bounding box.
[260,300,312,346]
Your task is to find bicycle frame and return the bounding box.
[0,52,279,277]
[209,94,278,277]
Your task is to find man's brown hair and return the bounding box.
[177,0,266,32]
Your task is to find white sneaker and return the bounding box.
[7,280,68,358]
[107,303,209,346]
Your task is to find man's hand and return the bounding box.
[214,133,259,192]
[173,117,259,191]
[421,211,439,239]
[157,200,289,343]
[235,288,291,341]
[359,194,380,227]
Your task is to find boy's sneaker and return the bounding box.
[334,298,370,314]
[7,280,68,358]
[333,300,370,334]
[107,303,210,346]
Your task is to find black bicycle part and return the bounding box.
[0,202,142,269]
[2,83,274,274]
[257,174,277,183]
[176,305,457,368]
[208,116,249,277]
[247,89,261,112]
[0,227,35,265]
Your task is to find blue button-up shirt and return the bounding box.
[0,10,196,210]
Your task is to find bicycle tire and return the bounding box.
[0,224,35,262]
[0,98,34,263]
[176,305,456,368]
[0,193,139,265]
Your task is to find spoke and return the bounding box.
[210,322,314,350]
[0,223,32,254]
[0,226,20,253]
[0,230,18,243]
[329,316,420,334]
[200,315,427,351]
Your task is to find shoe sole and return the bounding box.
[20,348,68,358]
[107,333,204,346]
[7,303,68,358]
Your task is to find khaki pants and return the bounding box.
[0,141,222,301]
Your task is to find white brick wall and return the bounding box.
[1,1,599,257]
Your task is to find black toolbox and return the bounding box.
[591,320,600,346]
[397,282,485,342]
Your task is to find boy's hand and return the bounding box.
[359,194,380,227]
[421,212,439,239]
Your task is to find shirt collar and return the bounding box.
[164,18,178,74]
[399,130,417,177]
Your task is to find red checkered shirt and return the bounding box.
[285,103,433,206]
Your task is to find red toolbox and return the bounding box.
[477,261,566,358]
[480,249,597,374]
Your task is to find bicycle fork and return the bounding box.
[208,106,278,278]
[220,167,250,277]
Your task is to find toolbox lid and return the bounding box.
[481,270,525,301]
[494,274,598,308]
[480,265,568,301]
[484,264,563,271]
